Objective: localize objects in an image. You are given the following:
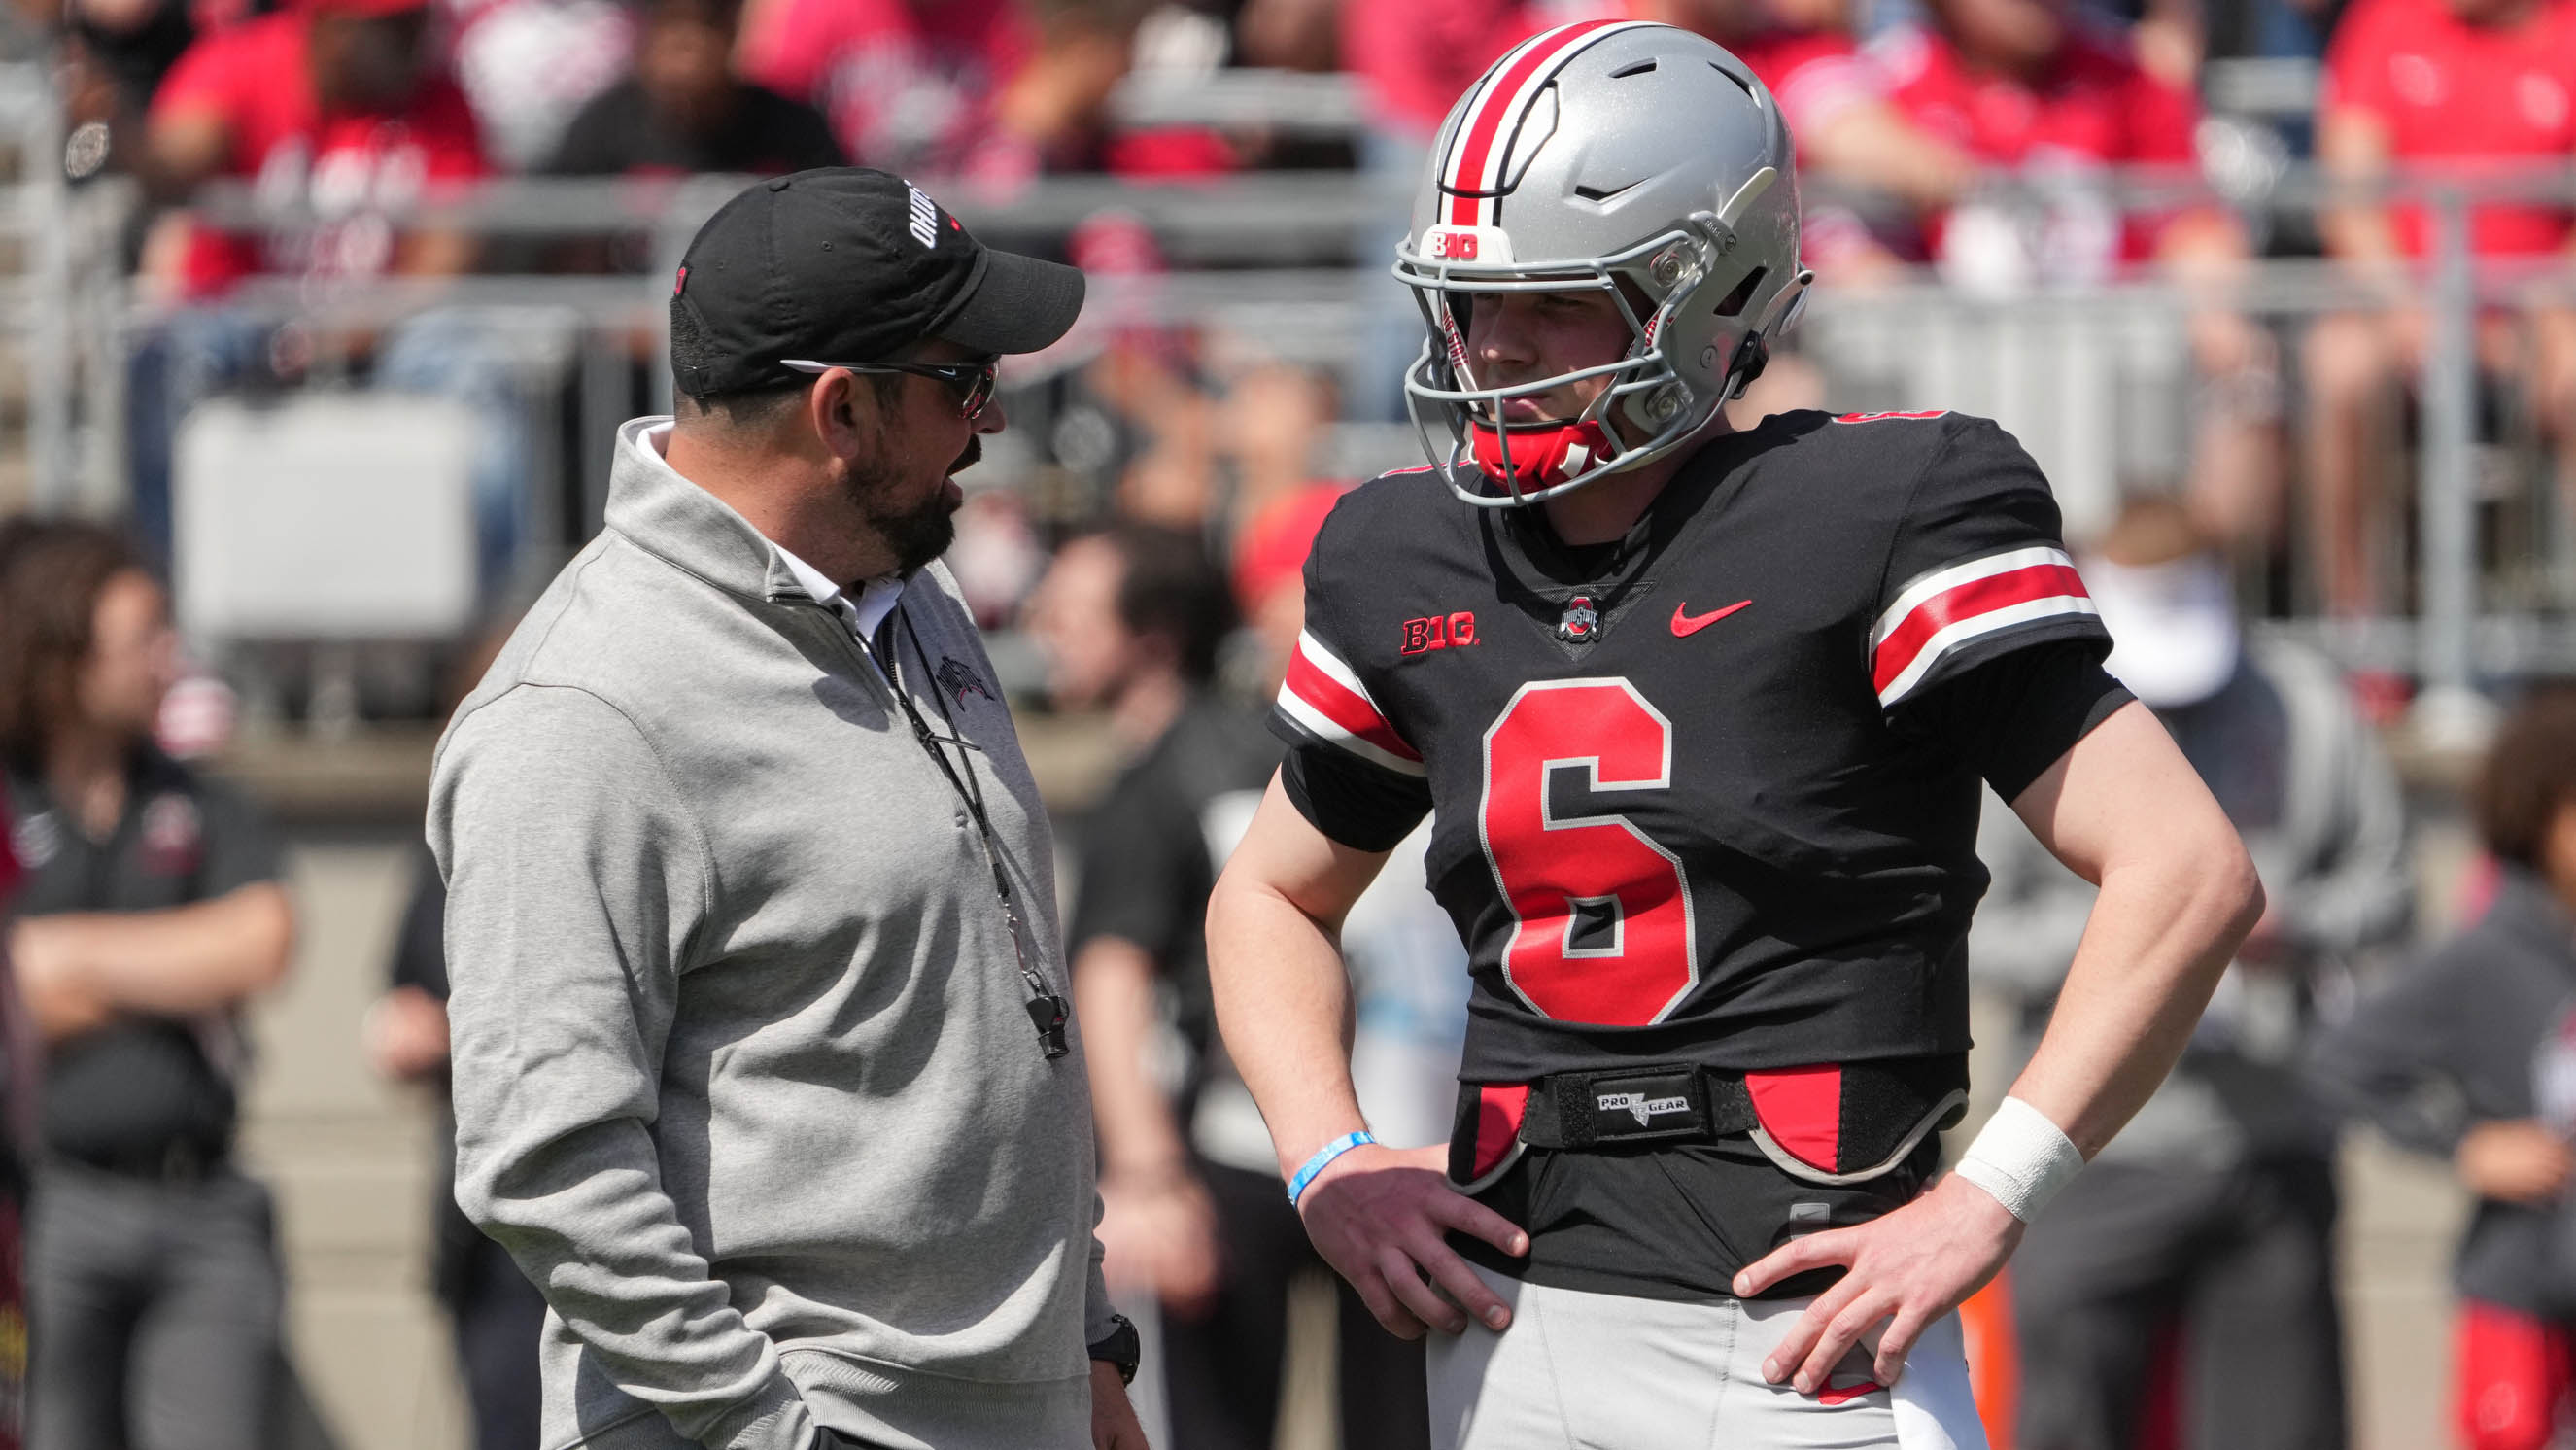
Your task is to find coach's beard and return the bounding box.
[848,437,977,574]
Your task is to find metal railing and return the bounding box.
[0,51,2564,732]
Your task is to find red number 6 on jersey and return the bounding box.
[1479,678,1697,1025]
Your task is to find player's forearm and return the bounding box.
[1206,869,1368,1178]
[1072,937,1194,1177]
[2005,833,2262,1157]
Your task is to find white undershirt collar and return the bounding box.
[773,543,906,647]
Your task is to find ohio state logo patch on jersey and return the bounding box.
[1558,596,1599,644]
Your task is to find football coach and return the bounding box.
[429,169,1147,1450]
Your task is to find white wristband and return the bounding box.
[1953,1096,2084,1223]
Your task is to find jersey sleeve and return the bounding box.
[1893,639,2134,800]
[1267,496,1434,851]
[1868,415,2111,718]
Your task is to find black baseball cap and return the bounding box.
[670,167,1085,397]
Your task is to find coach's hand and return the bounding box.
[1295,1142,1528,1339]
[1091,1360,1149,1449]
[1733,1172,2021,1393]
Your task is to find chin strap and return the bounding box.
[1469,417,1617,493]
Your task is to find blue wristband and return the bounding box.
[1286,1131,1378,1207]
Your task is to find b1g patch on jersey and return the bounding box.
[1400,612,1479,656]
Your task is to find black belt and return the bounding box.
[55,1138,229,1186]
[1518,1064,1761,1150]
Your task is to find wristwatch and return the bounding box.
[1087,1312,1141,1386]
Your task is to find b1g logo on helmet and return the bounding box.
[1421,226,1512,264]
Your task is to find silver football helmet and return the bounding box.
[1395,19,1814,507]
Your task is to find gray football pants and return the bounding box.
[1428,1264,1988,1449]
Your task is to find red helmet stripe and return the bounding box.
[1441,19,1642,229]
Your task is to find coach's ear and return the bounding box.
[807,367,872,460]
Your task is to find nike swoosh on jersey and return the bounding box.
[1670,600,1753,636]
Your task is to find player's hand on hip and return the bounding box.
[1294,1141,1528,1340]
[1732,1171,2022,1392]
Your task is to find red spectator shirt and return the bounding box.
[1734,27,1882,135]
[2322,0,2576,258]
[1875,23,2200,280]
[150,12,488,300]
[738,0,1030,177]
[1345,0,1558,137]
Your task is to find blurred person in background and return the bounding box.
[0,767,30,1448]
[1032,522,1434,1450]
[368,850,547,1450]
[540,0,841,180]
[2303,0,2576,619]
[129,0,532,597]
[45,0,273,187]
[737,0,1141,188]
[1974,495,2410,1450]
[0,518,295,1450]
[1875,0,2289,553]
[363,620,543,1450]
[2309,688,2576,1450]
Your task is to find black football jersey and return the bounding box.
[1271,408,2116,1088]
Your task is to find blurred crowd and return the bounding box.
[0,0,2562,1444]
[0,0,2559,623]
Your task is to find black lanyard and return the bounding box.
[851,606,1069,1061]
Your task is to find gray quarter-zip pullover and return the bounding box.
[430,417,1112,1450]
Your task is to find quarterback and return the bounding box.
[1204,18,2262,1448]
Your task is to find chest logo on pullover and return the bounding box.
[936,656,995,706]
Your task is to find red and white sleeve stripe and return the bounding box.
[1277,630,1426,777]
[1870,546,2098,708]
